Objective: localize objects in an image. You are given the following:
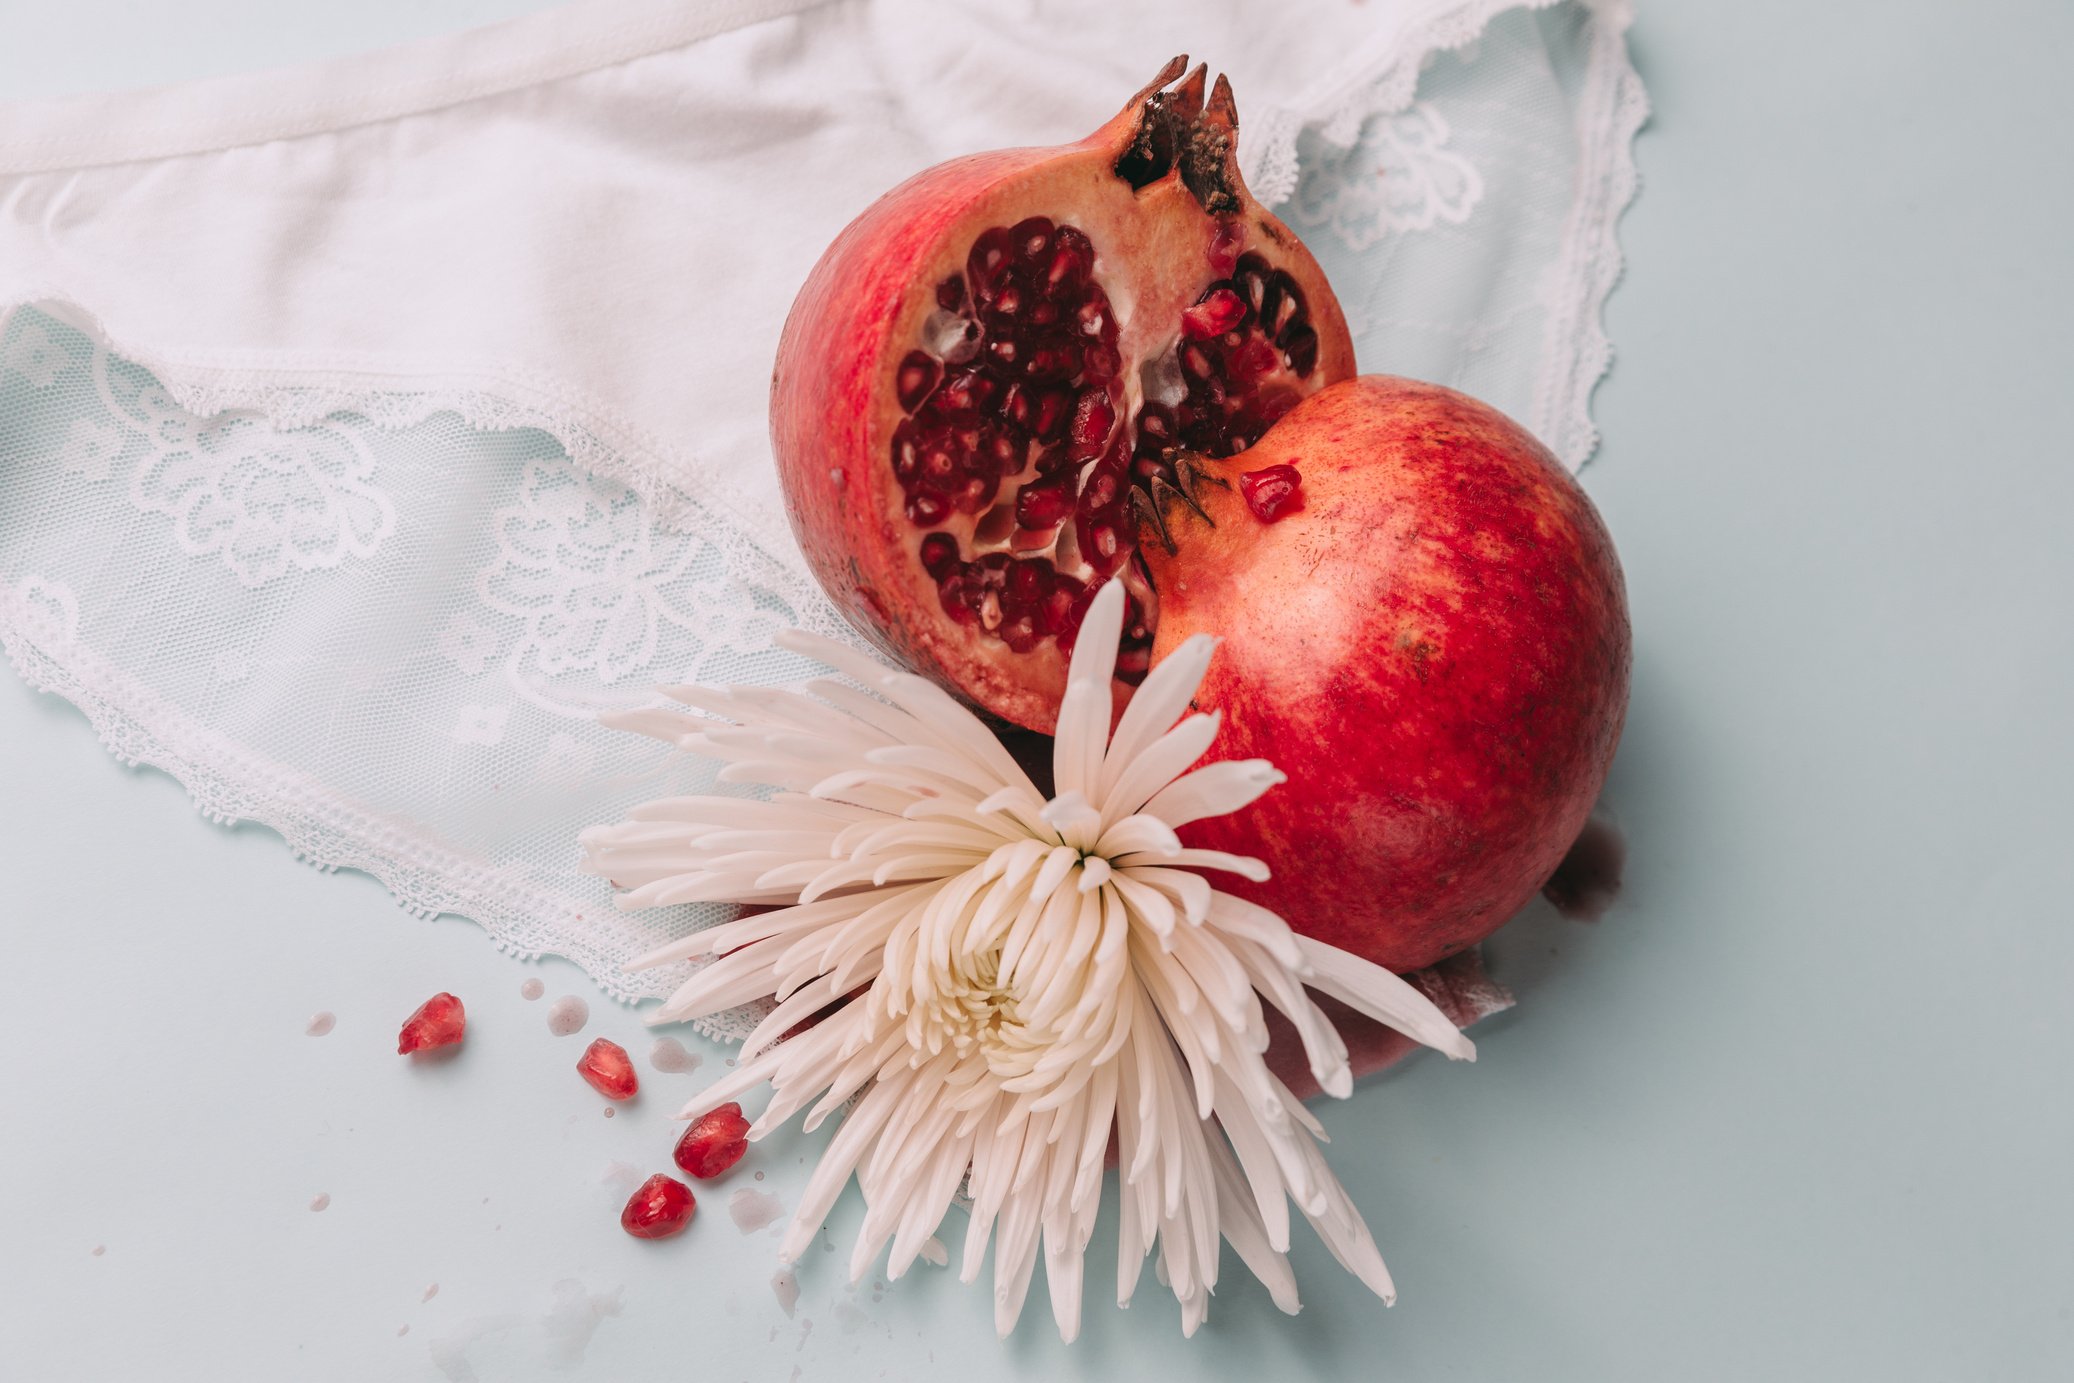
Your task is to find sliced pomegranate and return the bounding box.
[396,993,465,1055]
[577,1039,638,1100]
[620,1174,696,1239]
[771,59,1354,732]
[673,1102,750,1180]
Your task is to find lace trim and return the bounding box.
[1246,0,1643,471]
[0,577,771,1029]
[1245,0,1568,207]
[1530,0,1649,468]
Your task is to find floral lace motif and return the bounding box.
[1290,101,1484,250]
[474,459,786,718]
[43,335,400,586]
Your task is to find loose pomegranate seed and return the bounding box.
[396,993,465,1054]
[620,1174,695,1239]
[577,1039,638,1101]
[1240,463,1305,522]
[674,1102,751,1180]
[1181,288,1246,340]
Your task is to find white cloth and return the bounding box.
[0,0,1645,1033]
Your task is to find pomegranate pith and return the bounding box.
[771,59,1353,731]
[396,993,465,1055]
[620,1174,696,1239]
[577,1039,639,1101]
[1144,377,1631,973]
[673,1102,750,1180]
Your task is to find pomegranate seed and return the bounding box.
[895,351,939,411]
[908,491,949,525]
[919,532,960,576]
[967,227,1013,292]
[1011,215,1054,263]
[621,1174,696,1239]
[1180,344,1216,381]
[577,1038,638,1101]
[992,285,1022,318]
[1240,463,1305,522]
[1068,392,1116,459]
[1030,389,1070,442]
[1207,220,1244,275]
[935,276,966,312]
[397,993,465,1054]
[674,1102,751,1179]
[1008,560,1047,603]
[1281,324,1320,376]
[1015,477,1075,530]
[1075,295,1108,338]
[1181,288,1246,340]
[1047,226,1094,290]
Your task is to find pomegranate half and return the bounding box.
[771,59,1354,731]
[1143,377,1631,973]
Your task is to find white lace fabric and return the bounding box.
[0,0,1645,1032]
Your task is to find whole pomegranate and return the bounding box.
[1142,377,1630,972]
[771,58,1354,731]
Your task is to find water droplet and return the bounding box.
[649,1037,701,1074]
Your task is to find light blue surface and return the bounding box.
[2,2,2072,1380]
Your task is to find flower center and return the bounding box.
[920,947,1027,1068]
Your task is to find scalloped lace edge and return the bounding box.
[1248,0,1645,471]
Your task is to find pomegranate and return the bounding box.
[396,993,465,1055]
[672,1102,750,1180]
[620,1174,696,1239]
[577,1038,639,1100]
[1142,377,1631,973]
[771,58,1354,730]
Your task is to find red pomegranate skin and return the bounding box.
[1145,377,1630,973]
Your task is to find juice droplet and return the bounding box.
[546,996,589,1036]
[305,1012,335,1037]
[520,979,545,1001]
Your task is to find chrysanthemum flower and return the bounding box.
[581,582,1475,1339]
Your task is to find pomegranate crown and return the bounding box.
[1111,57,1245,216]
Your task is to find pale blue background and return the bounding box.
[2,2,2071,1380]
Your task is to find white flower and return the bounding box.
[583,583,1474,1339]
[453,703,511,746]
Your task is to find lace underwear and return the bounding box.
[0,0,1645,1037]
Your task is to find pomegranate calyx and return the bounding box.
[1113,60,1244,216]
